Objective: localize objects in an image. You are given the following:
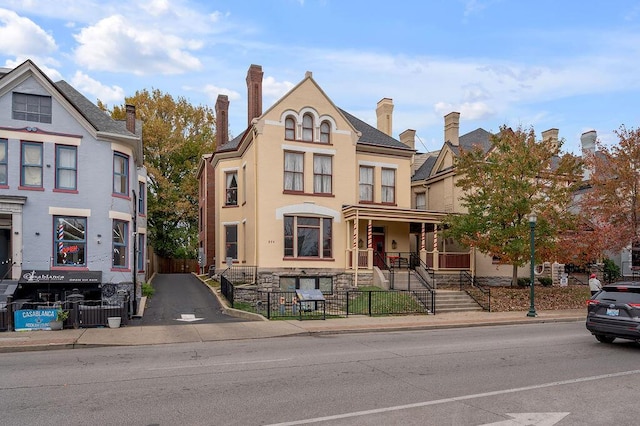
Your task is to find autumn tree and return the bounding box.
[577,125,640,264]
[444,125,583,285]
[110,89,216,259]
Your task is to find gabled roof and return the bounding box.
[411,155,437,181]
[55,80,136,137]
[215,70,413,155]
[338,108,413,151]
[450,128,493,156]
[1,60,143,165]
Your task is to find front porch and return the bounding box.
[342,205,473,273]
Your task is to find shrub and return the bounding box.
[517,277,531,287]
[538,277,553,287]
[141,282,155,297]
[603,258,621,283]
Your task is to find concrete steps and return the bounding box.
[435,290,483,313]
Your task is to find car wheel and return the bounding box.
[595,334,615,344]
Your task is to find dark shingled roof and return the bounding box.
[411,155,437,181]
[54,80,136,137]
[450,128,493,155]
[338,108,413,150]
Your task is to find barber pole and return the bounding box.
[58,222,64,253]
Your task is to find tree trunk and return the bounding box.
[512,264,518,287]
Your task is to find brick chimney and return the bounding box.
[216,94,229,147]
[541,128,559,151]
[246,64,263,126]
[376,98,394,136]
[399,129,415,150]
[125,104,136,134]
[581,130,597,181]
[444,112,460,146]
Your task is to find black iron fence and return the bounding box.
[1,298,129,332]
[222,285,435,319]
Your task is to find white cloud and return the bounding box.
[201,84,241,102]
[72,14,202,75]
[262,76,295,101]
[70,71,125,104]
[0,8,57,56]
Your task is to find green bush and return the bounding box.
[538,277,553,287]
[517,278,531,287]
[141,282,155,297]
[603,258,621,283]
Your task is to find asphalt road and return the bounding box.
[1,322,638,425]
[135,273,247,325]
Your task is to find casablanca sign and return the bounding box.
[19,270,102,284]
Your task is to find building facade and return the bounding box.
[200,65,457,292]
[0,60,146,309]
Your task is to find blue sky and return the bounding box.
[1,0,640,154]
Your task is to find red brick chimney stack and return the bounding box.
[125,104,136,134]
[246,64,263,126]
[215,94,229,147]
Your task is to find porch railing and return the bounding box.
[459,271,490,311]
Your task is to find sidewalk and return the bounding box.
[0,308,586,353]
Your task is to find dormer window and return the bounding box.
[302,114,313,142]
[320,121,330,143]
[285,116,295,140]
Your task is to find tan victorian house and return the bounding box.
[198,65,468,292]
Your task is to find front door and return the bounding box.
[0,228,9,279]
[373,234,385,269]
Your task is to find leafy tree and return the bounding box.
[579,126,640,259]
[109,89,216,258]
[444,125,582,285]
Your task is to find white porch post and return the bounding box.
[433,224,439,270]
[367,220,373,270]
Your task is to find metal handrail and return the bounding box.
[460,270,490,311]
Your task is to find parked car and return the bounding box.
[586,282,640,344]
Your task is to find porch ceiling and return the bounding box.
[341,205,448,223]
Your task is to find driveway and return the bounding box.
[136,273,247,325]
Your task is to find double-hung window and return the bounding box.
[285,117,296,140]
[138,181,146,214]
[313,154,332,194]
[112,220,128,268]
[12,93,52,123]
[137,233,145,271]
[359,166,374,202]
[302,114,313,141]
[0,139,7,185]
[416,193,426,210]
[113,152,129,196]
[319,121,330,143]
[284,152,303,192]
[381,168,395,204]
[225,224,238,260]
[21,141,43,188]
[225,171,238,206]
[284,215,332,258]
[54,216,86,267]
[55,145,77,190]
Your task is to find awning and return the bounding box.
[18,270,102,284]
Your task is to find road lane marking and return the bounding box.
[266,369,640,425]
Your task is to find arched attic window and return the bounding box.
[302,113,314,142]
[320,121,330,143]
[285,116,296,140]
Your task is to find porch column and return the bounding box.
[367,220,373,270]
[433,224,439,270]
[420,222,427,265]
